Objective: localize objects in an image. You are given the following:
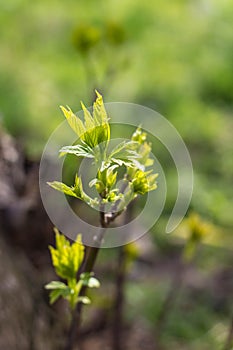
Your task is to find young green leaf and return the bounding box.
[49,289,65,305]
[60,91,110,149]
[80,101,95,130]
[93,90,109,126]
[130,127,154,168]
[49,229,85,280]
[104,140,141,169]
[59,144,95,158]
[131,126,147,144]
[91,165,118,197]
[131,170,158,195]
[45,281,70,305]
[45,230,101,310]
[45,281,68,290]
[47,175,100,209]
[47,181,81,198]
[60,105,86,137]
[109,140,137,157]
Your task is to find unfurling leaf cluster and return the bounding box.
[60,90,110,150]
[45,228,100,310]
[47,91,158,216]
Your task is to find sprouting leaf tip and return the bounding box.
[53,227,60,235]
[95,89,102,98]
[80,101,85,109]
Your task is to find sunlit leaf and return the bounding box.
[109,140,139,159]
[60,92,110,149]
[49,228,85,280]
[45,281,68,290]
[47,181,80,198]
[131,169,158,195]
[93,90,109,125]
[81,101,95,130]
[59,144,95,158]
[45,280,70,305]
[47,176,98,209]
[60,105,85,136]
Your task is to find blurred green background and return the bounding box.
[0,0,232,349]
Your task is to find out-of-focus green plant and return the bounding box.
[182,212,212,262]
[155,212,213,346]
[45,228,100,310]
[105,21,126,46]
[124,242,140,265]
[72,21,126,55]
[72,21,128,100]
[72,24,101,55]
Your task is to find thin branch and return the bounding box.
[64,182,132,350]
[64,225,106,350]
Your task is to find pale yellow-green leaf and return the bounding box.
[80,101,95,130]
[71,234,85,274]
[49,229,85,280]
[47,181,79,198]
[93,90,109,125]
[60,105,85,137]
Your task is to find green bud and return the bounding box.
[131,170,158,195]
[72,24,101,53]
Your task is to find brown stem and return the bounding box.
[64,303,82,350]
[65,182,130,350]
[64,205,110,350]
[64,228,105,350]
